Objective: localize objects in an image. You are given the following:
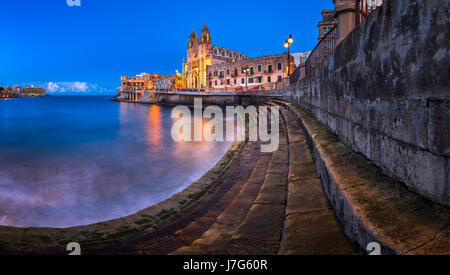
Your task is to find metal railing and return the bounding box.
[303,25,337,78]
[356,0,384,25]
[290,0,385,84]
[289,65,302,84]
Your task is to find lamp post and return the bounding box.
[243,67,249,92]
[284,34,294,77]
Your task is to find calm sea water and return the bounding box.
[0,96,234,228]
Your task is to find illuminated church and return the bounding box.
[182,23,248,90]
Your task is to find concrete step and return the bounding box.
[273,102,356,255]
[221,115,289,255]
[275,100,450,255]
[134,141,264,255]
[172,109,286,255]
[172,147,274,255]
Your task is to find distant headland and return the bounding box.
[0,85,46,98]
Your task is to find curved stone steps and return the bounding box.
[124,141,265,255]
[172,112,287,255]
[31,102,359,255]
[275,100,450,255]
[273,102,356,255]
[171,103,356,255]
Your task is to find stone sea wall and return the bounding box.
[137,91,282,107]
[281,0,449,206]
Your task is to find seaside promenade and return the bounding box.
[0,0,448,255]
[1,99,448,255]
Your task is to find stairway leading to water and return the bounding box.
[2,99,448,255]
[78,102,357,255]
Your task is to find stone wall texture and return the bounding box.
[139,91,282,107]
[282,0,449,206]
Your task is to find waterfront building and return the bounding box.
[153,74,177,91]
[0,87,7,98]
[12,85,21,94]
[0,87,13,98]
[182,23,249,90]
[175,71,185,90]
[120,73,156,92]
[206,53,296,92]
[120,73,180,92]
[119,23,310,95]
[21,86,46,96]
[119,73,180,101]
[0,85,23,98]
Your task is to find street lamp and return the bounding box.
[284,34,294,76]
[242,67,249,92]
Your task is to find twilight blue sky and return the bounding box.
[0,0,333,95]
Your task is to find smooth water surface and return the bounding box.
[0,96,234,228]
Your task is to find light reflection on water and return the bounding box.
[0,96,234,228]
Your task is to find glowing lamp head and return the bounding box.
[283,41,290,48]
[287,34,294,44]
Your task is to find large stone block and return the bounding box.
[352,123,371,160]
[378,99,428,150]
[428,99,450,156]
[380,135,447,205]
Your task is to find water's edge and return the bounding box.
[0,139,244,248]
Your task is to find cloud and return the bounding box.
[44,82,111,94]
[47,82,60,93]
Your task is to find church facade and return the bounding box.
[183,23,248,90]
